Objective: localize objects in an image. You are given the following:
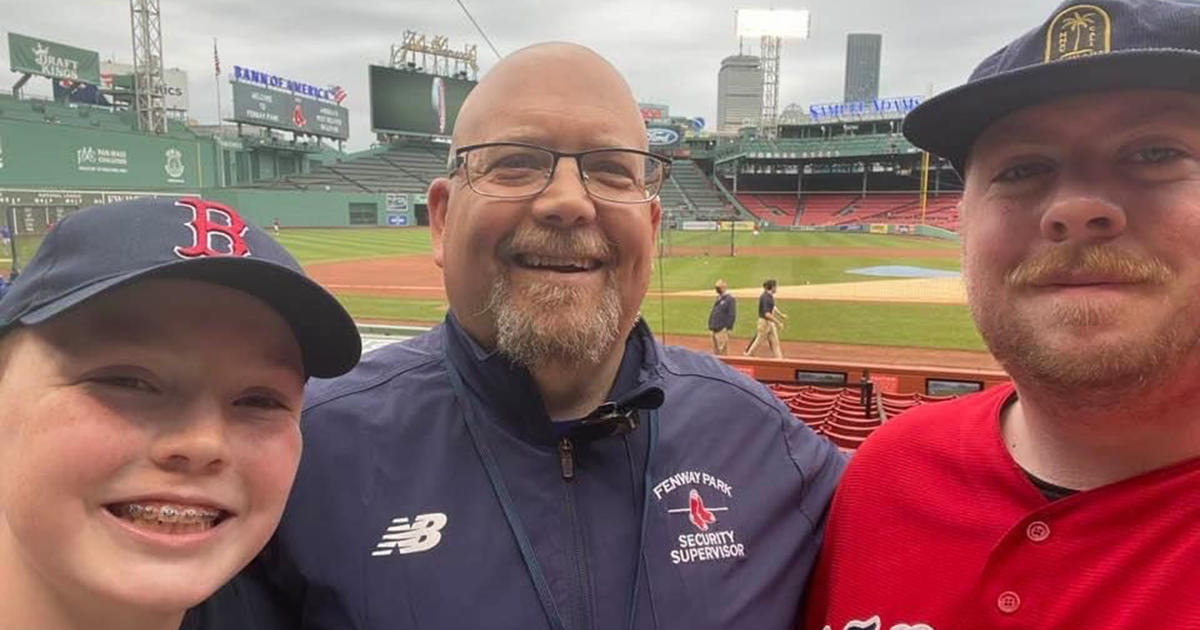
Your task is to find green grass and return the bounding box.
[333,294,449,321]
[651,254,960,291]
[663,230,959,250]
[4,235,44,272]
[279,228,958,267]
[3,226,983,350]
[651,298,985,351]
[331,294,986,351]
[279,228,433,264]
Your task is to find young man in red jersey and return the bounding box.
[806,1,1200,628]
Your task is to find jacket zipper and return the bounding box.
[559,435,592,630]
[559,436,575,480]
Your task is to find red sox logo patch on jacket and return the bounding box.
[653,470,746,565]
[174,199,251,259]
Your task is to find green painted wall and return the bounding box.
[0,117,217,190]
[200,188,414,228]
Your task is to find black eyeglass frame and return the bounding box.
[448,141,673,204]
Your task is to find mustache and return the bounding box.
[1005,244,1173,288]
[499,225,614,261]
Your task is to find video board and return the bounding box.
[369,65,475,136]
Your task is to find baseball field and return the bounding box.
[3,226,995,368]
[271,227,995,369]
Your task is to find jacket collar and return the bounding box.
[441,312,664,446]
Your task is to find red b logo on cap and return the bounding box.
[174,199,251,259]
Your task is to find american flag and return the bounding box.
[213,40,220,76]
[331,85,346,104]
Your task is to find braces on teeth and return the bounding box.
[120,504,220,523]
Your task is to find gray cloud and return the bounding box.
[2,0,1055,150]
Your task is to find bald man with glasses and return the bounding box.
[187,42,842,630]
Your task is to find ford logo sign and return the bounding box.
[647,127,680,146]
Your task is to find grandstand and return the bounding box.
[243,139,450,194]
[669,159,730,219]
[0,24,1004,420]
[738,193,799,226]
[705,114,962,233]
[768,383,953,452]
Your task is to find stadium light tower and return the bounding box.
[736,8,810,138]
[130,0,167,135]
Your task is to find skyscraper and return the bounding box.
[844,33,882,103]
[717,54,763,133]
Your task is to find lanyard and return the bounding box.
[445,359,659,630]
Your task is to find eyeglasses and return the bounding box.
[449,142,671,204]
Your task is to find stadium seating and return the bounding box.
[243,142,745,224]
[717,133,919,162]
[735,193,800,226]
[658,176,694,218]
[766,383,954,452]
[728,191,963,230]
[0,94,196,138]
[670,159,729,219]
[795,194,858,225]
[244,139,451,194]
[841,192,961,230]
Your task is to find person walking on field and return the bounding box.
[746,278,786,358]
[707,278,736,354]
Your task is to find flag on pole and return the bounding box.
[213,39,221,77]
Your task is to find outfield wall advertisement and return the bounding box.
[369,66,475,136]
[0,119,212,190]
[8,33,101,84]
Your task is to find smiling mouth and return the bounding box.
[513,253,602,273]
[105,501,230,534]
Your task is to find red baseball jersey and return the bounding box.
[804,383,1200,630]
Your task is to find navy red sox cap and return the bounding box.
[0,197,361,378]
[904,0,1200,173]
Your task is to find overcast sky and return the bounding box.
[2,0,1055,150]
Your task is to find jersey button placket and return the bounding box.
[997,590,1021,614]
[1025,520,1051,543]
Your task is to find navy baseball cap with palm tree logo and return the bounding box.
[0,197,361,378]
[904,0,1200,173]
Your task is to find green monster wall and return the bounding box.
[0,117,217,190]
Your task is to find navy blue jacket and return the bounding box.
[707,292,736,332]
[186,315,843,630]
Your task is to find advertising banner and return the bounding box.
[230,82,349,140]
[807,96,922,122]
[647,125,685,150]
[369,65,475,136]
[0,119,203,189]
[680,220,719,231]
[8,33,101,84]
[638,102,669,121]
[385,192,409,212]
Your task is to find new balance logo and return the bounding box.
[371,512,448,557]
